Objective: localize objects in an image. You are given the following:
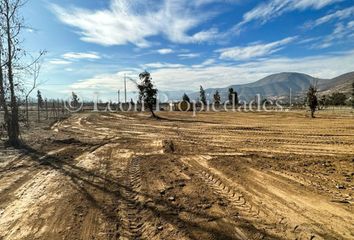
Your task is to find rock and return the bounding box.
[157,226,163,231]
[168,196,175,201]
[159,189,166,195]
[336,184,345,190]
[178,182,186,187]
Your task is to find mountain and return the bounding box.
[318,72,354,95]
[187,72,354,101]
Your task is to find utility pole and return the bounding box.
[289,88,292,108]
[124,74,127,104]
[118,90,120,103]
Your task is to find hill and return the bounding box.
[187,72,354,101]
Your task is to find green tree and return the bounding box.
[213,90,221,106]
[307,85,318,118]
[138,71,158,118]
[37,90,43,122]
[37,90,43,108]
[71,92,80,108]
[182,93,190,103]
[319,95,327,109]
[228,88,238,106]
[200,85,207,105]
[329,92,347,106]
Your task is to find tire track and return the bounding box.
[119,157,156,240]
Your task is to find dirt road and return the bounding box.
[0,111,353,239]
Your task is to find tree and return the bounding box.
[0,0,24,145]
[319,95,327,109]
[37,90,43,122]
[71,92,80,108]
[228,88,238,106]
[329,92,347,106]
[25,56,44,125]
[37,90,43,108]
[137,71,158,118]
[0,0,43,145]
[307,85,318,118]
[200,85,207,105]
[182,93,190,103]
[213,90,221,106]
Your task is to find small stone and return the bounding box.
[159,189,166,195]
[178,182,186,187]
[336,184,345,190]
[157,226,163,231]
[168,196,175,201]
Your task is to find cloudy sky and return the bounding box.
[23,0,354,100]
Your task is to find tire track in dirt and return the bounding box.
[179,156,328,240]
[119,157,160,240]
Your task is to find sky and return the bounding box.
[22,0,354,101]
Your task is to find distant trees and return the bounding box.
[213,90,221,106]
[319,95,328,109]
[228,88,238,106]
[138,71,158,118]
[182,93,190,103]
[200,86,207,105]
[307,85,318,118]
[329,92,347,106]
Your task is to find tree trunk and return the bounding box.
[149,107,157,119]
[0,51,10,141]
[37,98,40,123]
[25,97,29,125]
[5,2,20,146]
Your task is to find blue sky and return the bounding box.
[22,0,354,101]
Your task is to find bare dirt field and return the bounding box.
[0,110,353,240]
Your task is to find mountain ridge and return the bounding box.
[183,71,354,101]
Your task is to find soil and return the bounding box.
[0,111,353,239]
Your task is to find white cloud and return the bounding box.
[143,62,185,69]
[234,0,343,32]
[69,50,354,91]
[217,37,296,60]
[51,0,219,47]
[62,52,101,60]
[314,21,354,49]
[178,53,201,59]
[71,71,138,91]
[157,48,174,54]
[303,6,354,29]
[49,59,72,65]
[192,59,216,68]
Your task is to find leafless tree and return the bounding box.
[0,0,44,145]
[25,58,45,125]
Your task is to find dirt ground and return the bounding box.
[0,110,353,240]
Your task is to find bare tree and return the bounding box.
[25,60,41,125]
[0,0,26,145]
[0,0,44,145]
